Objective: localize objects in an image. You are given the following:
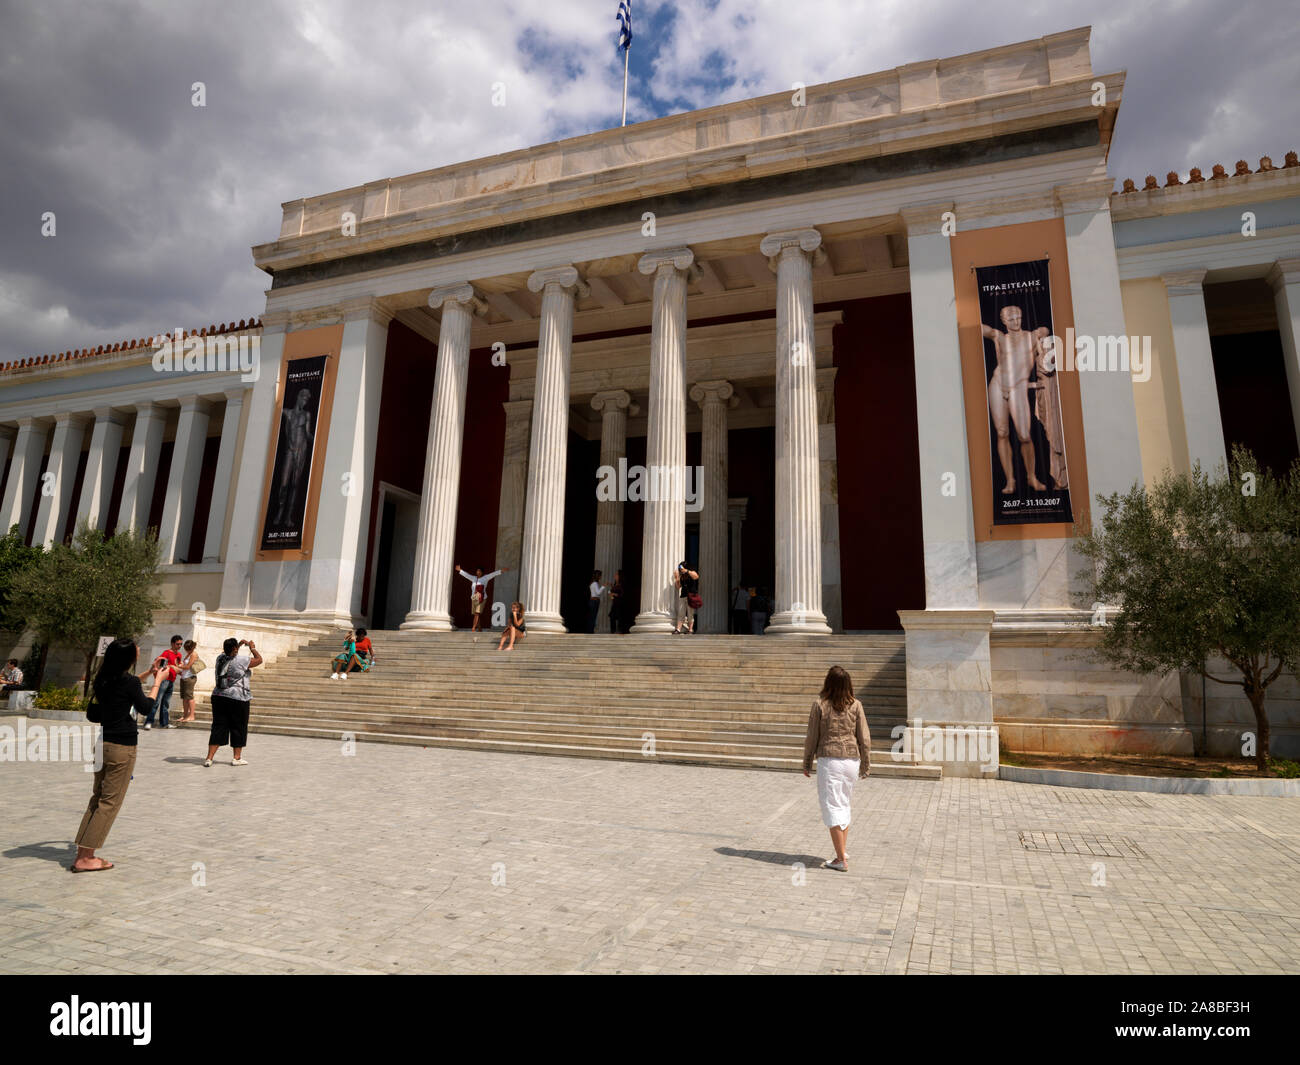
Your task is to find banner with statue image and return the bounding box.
[975,258,1073,526]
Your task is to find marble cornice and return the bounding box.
[256,28,1112,276]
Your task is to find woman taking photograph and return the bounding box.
[206,637,262,766]
[802,665,871,872]
[72,638,156,872]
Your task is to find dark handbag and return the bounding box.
[687,592,703,610]
[85,696,103,723]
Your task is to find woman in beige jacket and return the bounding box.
[802,665,871,871]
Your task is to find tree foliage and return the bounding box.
[6,523,165,695]
[1076,447,1300,770]
[0,523,42,622]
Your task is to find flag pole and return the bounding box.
[621,43,630,127]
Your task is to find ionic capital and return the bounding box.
[760,229,826,272]
[591,389,638,417]
[527,264,589,298]
[637,246,695,277]
[689,380,737,408]
[428,283,487,316]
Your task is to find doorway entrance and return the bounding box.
[369,483,421,630]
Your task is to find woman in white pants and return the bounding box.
[802,665,871,871]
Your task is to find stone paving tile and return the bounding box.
[1,729,1298,974]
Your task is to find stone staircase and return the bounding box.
[194,631,937,777]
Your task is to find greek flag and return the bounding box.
[616,1,632,51]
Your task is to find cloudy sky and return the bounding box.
[2,0,1296,362]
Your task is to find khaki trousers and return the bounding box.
[75,741,136,850]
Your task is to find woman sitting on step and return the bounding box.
[329,629,375,679]
[497,602,526,651]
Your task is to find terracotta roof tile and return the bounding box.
[1,316,261,375]
[1118,150,1299,194]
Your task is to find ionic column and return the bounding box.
[403,284,484,631]
[157,397,212,563]
[632,247,694,633]
[203,389,246,562]
[493,398,533,613]
[32,412,88,547]
[1162,269,1227,474]
[760,229,831,634]
[816,366,843,633]
[1267,258,1300,452]
[591,389,637,632]
[76,408,128,532]
[0,417,50,537]
[689,380,733,635]
[116,402,168,533]
[518,266,587,633]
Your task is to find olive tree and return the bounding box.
[6,523,165,695]
[1076,447,1300,771]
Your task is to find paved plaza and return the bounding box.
[2,729,1299,974]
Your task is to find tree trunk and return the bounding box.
[1246,685,1269,773]
[34,642,48,691]
[82,650,95,698]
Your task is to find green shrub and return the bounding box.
[1268,758,1300,779]
[33,684,89,714]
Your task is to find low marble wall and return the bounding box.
[990,624,1193,755]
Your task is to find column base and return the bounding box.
[765,610,831,635]
[630,611,674,634]
[399,612,454,632]
[524,612,567,634]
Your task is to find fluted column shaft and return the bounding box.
[762,230,831,634]
[493,399,533,612]
[76,408,128,532]
[0,418,50,538]
[403,285,480,630]
[33,412,88,547]
[632,248,694,633]
[203,390,246,562]
[158,397,212,563]
[117,402,167,533]
[519,266,585,633]
[591,390,635,632]
[691,380,732,634]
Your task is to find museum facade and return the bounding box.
[3,26,1298,761]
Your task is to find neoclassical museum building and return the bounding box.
[3,27,1298,761]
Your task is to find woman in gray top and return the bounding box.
[205,637,262,767]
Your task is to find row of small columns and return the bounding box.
[0,390,245,560]
[401,229,833,634]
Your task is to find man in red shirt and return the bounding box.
[142,634,184,730]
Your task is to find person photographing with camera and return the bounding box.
[205,637,262,767]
